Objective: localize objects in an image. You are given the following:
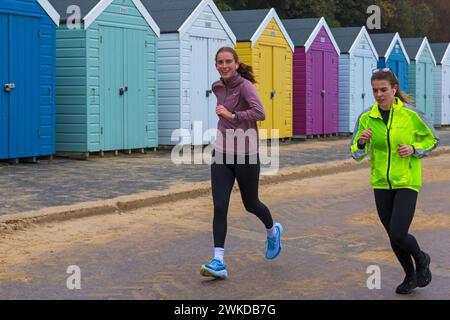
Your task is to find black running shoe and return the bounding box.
[416,251,432,288]
[395,274,417,294]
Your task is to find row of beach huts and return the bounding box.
[1,0,450,161]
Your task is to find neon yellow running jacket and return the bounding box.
[350,98,439,192]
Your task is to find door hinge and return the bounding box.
[146,125,149,132]
[100,36,103,44]
[101,127,103,135]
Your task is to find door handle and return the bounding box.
[206,90,212,98]
[321,90,326,97]
[119,86,128,95]
[4,83,15,92]
[362,93,366,99]
[270,90,276,99]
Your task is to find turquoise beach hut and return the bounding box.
[49,0,160,155]
[403,37,437,125]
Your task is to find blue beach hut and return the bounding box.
[0,0,60,162]
[371,32,410,92]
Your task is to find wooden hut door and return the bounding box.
[0,14,40,158]
[311,49,324,134]
[354,56,365,121]
[273,46,286,138]
[424,62,434,123]
[390,60,399,78]
[100,27,148,151]
[100,26,125,151]
[190,36,210,145]
[416,63,427,116]
[442,65,450,124]
[0,14,8,158]
[207,38,226,143]
[323,51,336,134]
[124,29,146,149]
[365,58,377,108]
[258,45,274,138]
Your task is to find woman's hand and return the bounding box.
[398,144,414,158]
[359,128,372,145]
[216,105,233,120]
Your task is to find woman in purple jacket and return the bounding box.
[200,47,283,279]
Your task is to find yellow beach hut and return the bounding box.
[222,8,294,139]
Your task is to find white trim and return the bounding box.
[348,26,378,60]
[249,8,295,52]
[304,17,340,55]
[178,0,236,44]
[132,0,160,37]
[415,37,436,66]
[83,0,113,29]
[440,43,450,65]
[81,0,160,34]
[385,32,410,64]
[37,0,60,26]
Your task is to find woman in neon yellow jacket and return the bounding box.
[350,68,439,295]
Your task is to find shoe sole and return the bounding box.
[200,265,228,279]
[265,223,283,260]
[396,286,416,295]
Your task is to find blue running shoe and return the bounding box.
[200,258,228,279]
[265,222,283,260]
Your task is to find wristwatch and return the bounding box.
[231,112,236,120]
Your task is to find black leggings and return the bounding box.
[211,152,274,248]
[374,189,422,275]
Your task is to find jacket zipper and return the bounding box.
[386,109,394,190]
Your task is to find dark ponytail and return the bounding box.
[371,69,414,105]
[215,47,257,84]
[236,62,256,84]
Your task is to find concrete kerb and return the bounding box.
[1,146,450,234]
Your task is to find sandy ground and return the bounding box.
[0,154,449,299]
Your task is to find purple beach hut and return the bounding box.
[282,18,341,136]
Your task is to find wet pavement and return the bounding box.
[0,154,449,299]
[1,128,449,216]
